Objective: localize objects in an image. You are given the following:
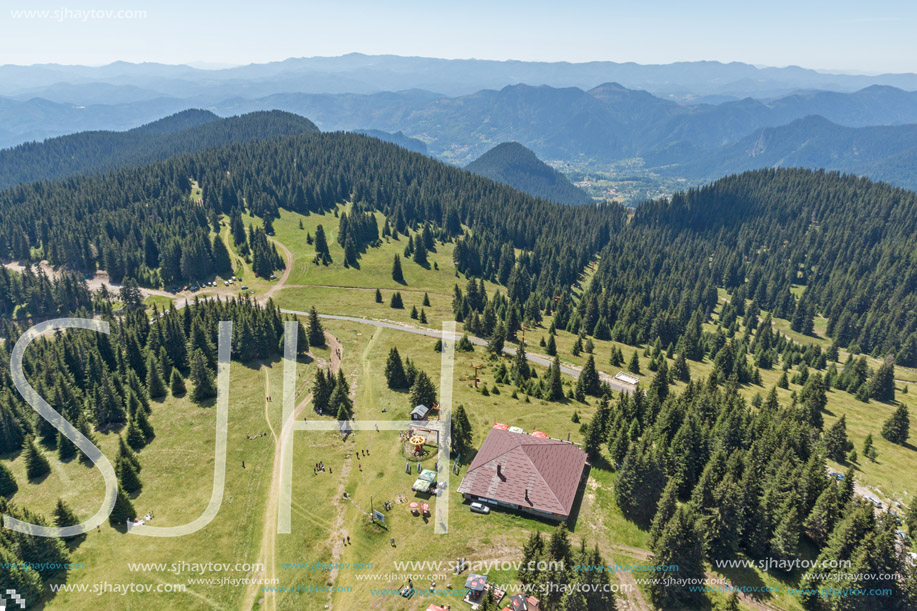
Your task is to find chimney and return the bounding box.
[496,463,502,478]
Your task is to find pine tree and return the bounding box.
[488,323,505,355]
[546,334,557,356]
[823,415,851,461]
[409,370,437,409]
[118,435,141,472]
[308,306,326,346]
[649,479,678,547]
[580,355,601,396]
[649,506,705,610]
[313,224,331,264]
[863,434,878,461]
[547,356,565,401]
[116,455,143,493]
[384,347,408,389]
[375,288,382,303]
[423,292,431,306]
[671,351,690,382]
[52,498,80,533]
[881,404,909,445]
[392,254,405,283]
[57,430,77,461]
[189,349,216,403]
[390,292,404,309]
[452,405,473,454]
[614,441,666,527]
[146,353,166,399]
[804,483,840,546]
[109,484,136,525]
[869,360,896,402]
[329,382,352,420]
[584,416,605,461]
[135,408,154,441]
[0,462,18,497]
[23,435,50,480]
[413,233,428,266]
[125,419,146,450]
[293,317,310,356]
[627,350,641,374]
[170,368,186,396]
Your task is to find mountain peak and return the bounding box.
[466,142,591,205]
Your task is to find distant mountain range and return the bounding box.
[466,142,591,205]
[0,110,318,188]
[3,55,917,193]
[5,54,917,103]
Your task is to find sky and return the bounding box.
[1,0,916,74]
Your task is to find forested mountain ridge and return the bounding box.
[584,168,917,359]
[0,130,622,293]
[465,142,591,205]
[0,110,319,189]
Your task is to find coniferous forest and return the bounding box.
[0,114,916,609]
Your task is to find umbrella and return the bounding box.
[531,430,548,438]
[492,422,509,430]
[409,502,418,509]
[421,503,429,512]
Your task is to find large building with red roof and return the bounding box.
[456,427,588,521]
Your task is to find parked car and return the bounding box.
[470,502,490,514]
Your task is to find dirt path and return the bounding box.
[243,330,342,611]
[324,457,353,610]
[262,238,294,303]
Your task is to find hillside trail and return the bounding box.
[261,238,294,303]
[243,330,342,611]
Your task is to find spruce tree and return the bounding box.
[52,498,80,535]
[308,306,326,346]
[0,462,18,497]
[409,370,437,408]
[189,349,216,403]
[392,254,405,284]
[384,347,408,389]
[116,455,143,493]
[881,404,910,445]
[23,435,50,480]
[146,352,166,399]
[649,506,705,609]
[547,356,565,401]
[545,334,557,356]
[627,350,641,374]
[452,405,473,454]
[125,419,146,450]
[118,435,141,472]
[375,288,382,303]
[580,355,601,396]
[109,485,137,526]
[390,292,404,309]
[170,369,186,396]
[869,360,896,402]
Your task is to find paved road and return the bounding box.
[280,311,636,395]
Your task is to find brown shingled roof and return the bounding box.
[456,429,587,517]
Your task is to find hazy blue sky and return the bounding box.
[2,0,915,73]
